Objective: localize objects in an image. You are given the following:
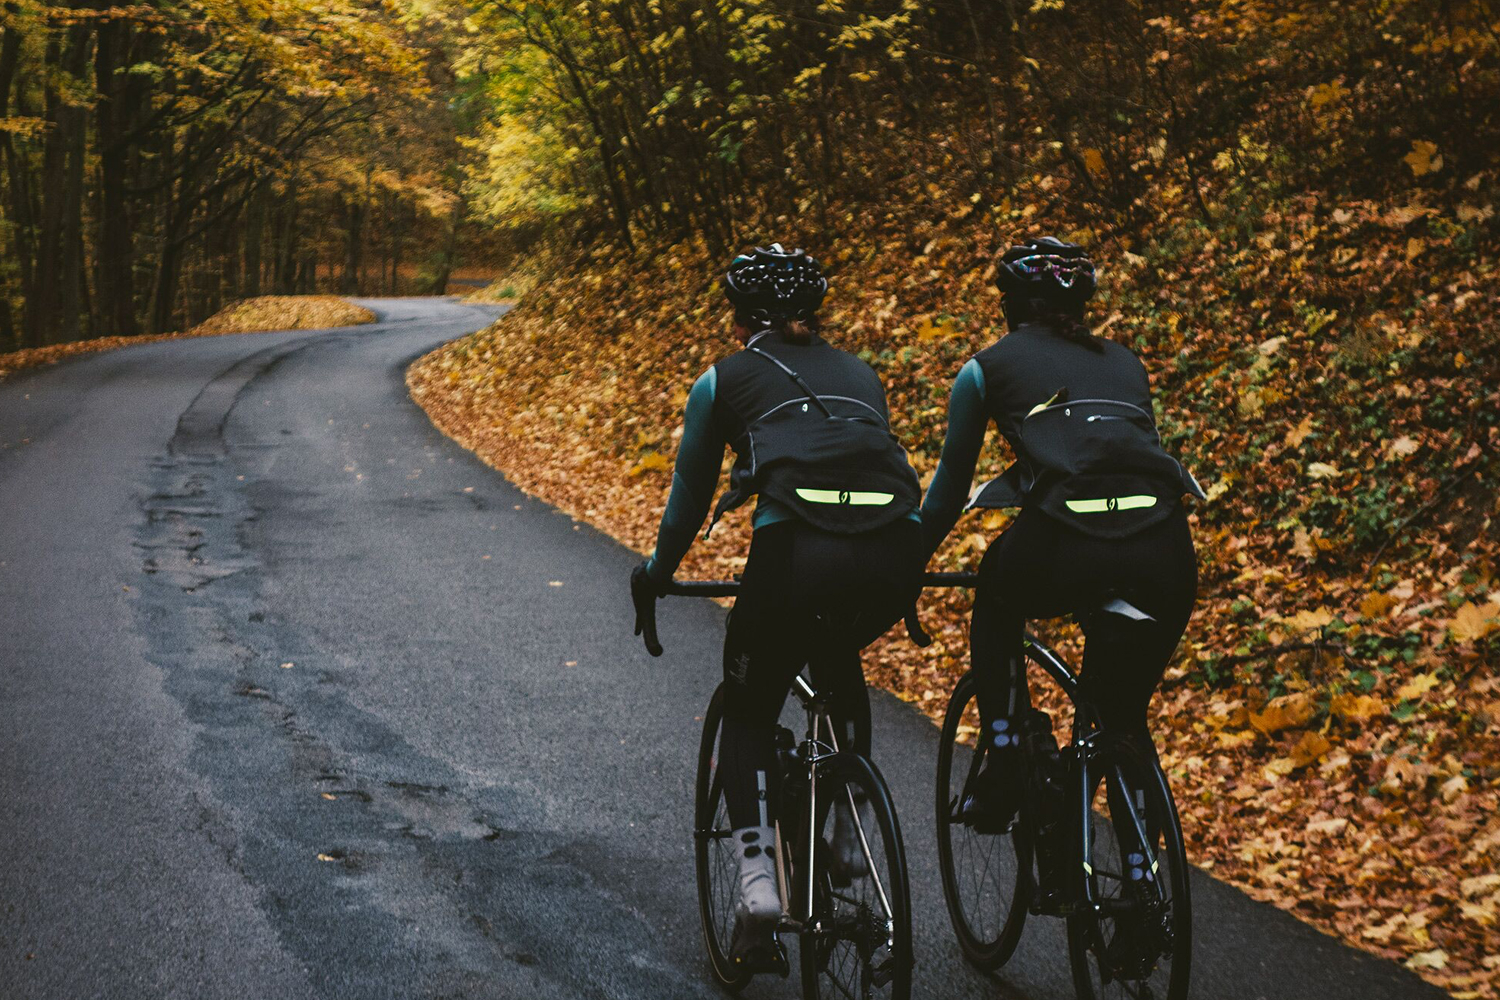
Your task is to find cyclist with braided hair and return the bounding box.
[920,237,1205,830]
[631,244,923,971]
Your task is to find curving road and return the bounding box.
[0,297,1442,999]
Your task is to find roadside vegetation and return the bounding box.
[409,2,1500,995]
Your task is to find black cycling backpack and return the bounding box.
[967,395,1204,539]
[709,348,921,535]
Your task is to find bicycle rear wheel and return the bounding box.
[798,752,912,1000]
[935,671,1031,970]
[694,683,752,992]
[1067,733,1192,1000]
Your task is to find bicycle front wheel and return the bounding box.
[798,752,912,1000]
[935,671,1031,970]
[694,683,751,992]
[1067,733,1192,1000]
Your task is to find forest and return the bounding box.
[5,2,1495,346]
[0,0,471,347]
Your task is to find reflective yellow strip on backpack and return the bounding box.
[1064,495,1159,514]
[795,488,896,506]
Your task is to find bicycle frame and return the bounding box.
[925,573,1167,924]
[664,578,910,992]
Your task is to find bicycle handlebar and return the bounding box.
[635,570,982,657]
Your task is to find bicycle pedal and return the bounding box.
[1030,891,1075,918]
[732,938,789,978]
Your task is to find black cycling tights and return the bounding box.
[971,505,1197,749]
[719,518,922,830]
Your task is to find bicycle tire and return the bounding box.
[1066,733,1192,1000]
[935,670,1032,970]
[798,752,912,1000]
[694,683,752,993]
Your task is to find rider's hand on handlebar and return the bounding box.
[631,561,665,657]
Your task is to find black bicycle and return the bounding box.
[635,578,913,1000]
[913,572,1192,1000]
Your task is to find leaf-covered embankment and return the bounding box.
[0,296,375,379]
[410,189,1499,994]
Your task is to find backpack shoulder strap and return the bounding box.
[746,346,835,418]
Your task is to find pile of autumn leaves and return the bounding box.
[0,296,374,379]
[411,182,1498,994]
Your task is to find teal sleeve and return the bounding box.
[645,368,723,585]
[919,359,987,559]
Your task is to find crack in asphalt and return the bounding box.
[127,323,712,1000]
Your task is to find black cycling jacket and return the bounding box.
[920,322,1202,547]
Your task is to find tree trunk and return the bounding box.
[389,197,405,295]
[57,25,91,343]
[274,178,299,293]
[430,198,463,293]
[30,31,66,346]
[341,191,362,294]
[0,8,35,342]
[242,187,264,297]
[93,16,138,336]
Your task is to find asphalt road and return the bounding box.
[0,297,1445,999]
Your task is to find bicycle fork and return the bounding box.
[797,709,895,940]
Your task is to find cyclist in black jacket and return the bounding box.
[631,244,923,969]
[920,237,1203,828]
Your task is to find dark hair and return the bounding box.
[736,309,819,345]
[780,316,817,344]
[1007,295,1101,352]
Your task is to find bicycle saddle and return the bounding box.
[1095,597,1155,623]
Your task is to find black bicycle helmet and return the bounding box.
[723,243,828,328]
[994,236,1097,311]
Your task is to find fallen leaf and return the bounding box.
[1292,528,1317,560]
[1405,948,1447,971]
[1449,600,1500,644]
[1307,461,1341,480]
[1396,673,1439,701]
[1359,592,1397,619]
[1329,692,1385,723]
[1284,415,1314,448]
[1305,816,1349,837]
[1288,730,1333,767]
[1462,874,1500,898]
[629,451,671,476]
[1308,81,1347,110]
[1385,436,1420,459]
[1284,607,1335,632]
[1250,692,1317,735]
[1402,140,1442,177]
